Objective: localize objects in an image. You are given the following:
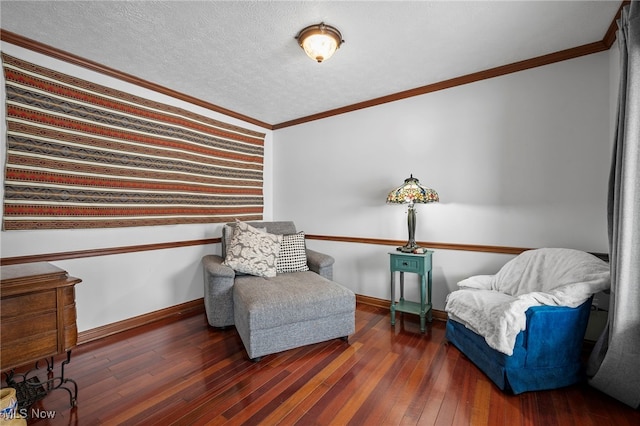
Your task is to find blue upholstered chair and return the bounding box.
[445,248,610,394]
[446,298,593,394]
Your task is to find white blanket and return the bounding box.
[445,248,610,355]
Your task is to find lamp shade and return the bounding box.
[296,22,344,63]
[386,175,439,206]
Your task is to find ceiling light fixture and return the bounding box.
[295,22,344,63]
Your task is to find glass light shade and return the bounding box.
[386,175,439,206]
[296,23,343,63]
[386,174,438,253]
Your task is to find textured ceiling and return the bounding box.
[0,1,623,127]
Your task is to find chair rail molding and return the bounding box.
[0,235,608,265]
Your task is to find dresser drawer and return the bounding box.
[1,310,57,343]
[1,290,56,318]
[1,331,58,371]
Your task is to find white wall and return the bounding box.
[0,41,617,331]
[0,43,274,332]
[273,51,613,310]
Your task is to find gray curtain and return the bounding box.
[587,1,640,409]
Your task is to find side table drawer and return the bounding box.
[391,254,431,274]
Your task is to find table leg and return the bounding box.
[427,269,433,322]
[390,271,396,326]
[4,351,78,411]
[420,273,426,333]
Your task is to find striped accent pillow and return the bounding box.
[276,232,310,273]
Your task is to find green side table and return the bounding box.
[389,251,433,333]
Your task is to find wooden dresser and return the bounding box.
[1,262,82,373]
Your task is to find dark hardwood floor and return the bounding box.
[4,303,638,425]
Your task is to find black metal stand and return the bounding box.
[4,351,78,413]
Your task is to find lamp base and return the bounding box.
[397,243,421,253]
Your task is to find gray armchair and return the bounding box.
[202,221,355,360]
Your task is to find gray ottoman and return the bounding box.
[233,271,355,360]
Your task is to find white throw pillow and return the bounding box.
[223,224,265,258]
[223,221,282,278]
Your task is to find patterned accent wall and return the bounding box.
[2,54,265,230]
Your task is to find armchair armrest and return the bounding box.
[522,298,592,368]
[306,249,335,280]
[202,254,235,327]
[202,254,235,278]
